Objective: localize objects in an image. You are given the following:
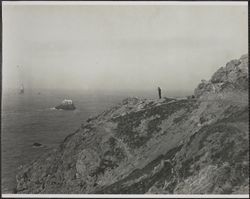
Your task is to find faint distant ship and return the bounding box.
[19,84,24,94]
[17,65,24,95]
[55,99,76,110]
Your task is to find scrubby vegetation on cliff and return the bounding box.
[16,54,249,194]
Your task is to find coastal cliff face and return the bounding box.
[16,54,249,194]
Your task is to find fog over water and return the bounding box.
[2,4,248,93]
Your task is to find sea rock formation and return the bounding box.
[32,143,43,148]
[55,99,76,110]
[16,54,249,194]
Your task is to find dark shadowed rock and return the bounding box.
[32,142,42,147]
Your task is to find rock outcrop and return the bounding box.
[55,99,76,110]
[194,54,248,99]
[16,54,249,194]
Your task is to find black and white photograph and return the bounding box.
[1,1,249,197]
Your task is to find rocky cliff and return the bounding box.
[16,54,249,194]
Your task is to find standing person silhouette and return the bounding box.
[158,87,162,99]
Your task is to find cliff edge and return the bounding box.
[16,54,249,194]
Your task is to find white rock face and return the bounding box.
[62,99,73,105]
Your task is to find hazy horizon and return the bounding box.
[2,87,194,99]
[2,3,248,92]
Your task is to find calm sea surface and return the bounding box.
[1,89,189,193]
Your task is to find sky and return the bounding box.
[2,3,248,93]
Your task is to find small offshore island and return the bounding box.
[55,99,76,110]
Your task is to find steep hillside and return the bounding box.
[16,54,249,194]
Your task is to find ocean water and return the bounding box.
[1,89,130,193]
[1,88,190,193]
